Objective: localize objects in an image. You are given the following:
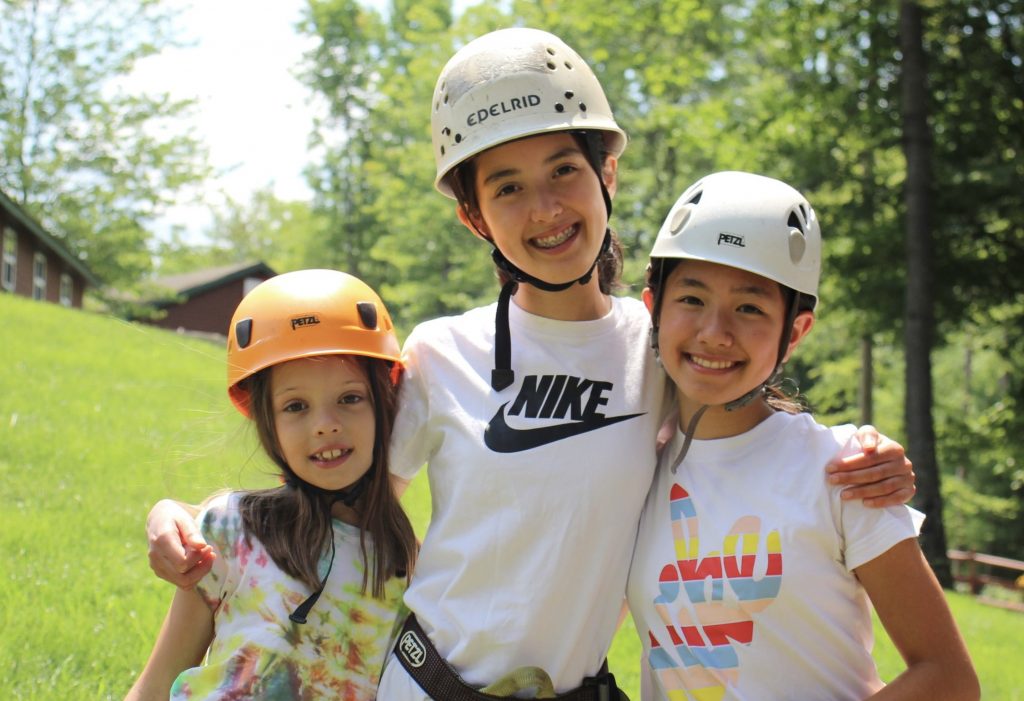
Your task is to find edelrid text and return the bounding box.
[466,95,541,127]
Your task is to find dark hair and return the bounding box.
[645,257,807,414]
[237,355,416,598]
[451,131,624,294]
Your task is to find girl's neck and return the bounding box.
[678,397,775,440]
[511,276,611,321]
[330,500,360,526]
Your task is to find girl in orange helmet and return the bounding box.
[126,269,416,701]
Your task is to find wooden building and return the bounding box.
[1,189,99,308]
[147,261,277,337]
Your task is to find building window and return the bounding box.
[1,228,15,292]
[243,276,263,297]
[59,273,73,307]
[33,252,47,300]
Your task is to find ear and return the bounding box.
[642,286,655,316]
[455,203,492,242]
[782,310,815,362]
[601,155,618,199]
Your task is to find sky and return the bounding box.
[128,0,320,240]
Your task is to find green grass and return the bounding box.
[1,292,1021,699]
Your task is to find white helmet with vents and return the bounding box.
[649,170,821,306]
[431,27,627,198]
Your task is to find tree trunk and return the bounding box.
[859,335,874,427]
[900,0,952,586]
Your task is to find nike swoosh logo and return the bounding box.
[484,402,644,453]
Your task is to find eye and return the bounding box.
[675,294,703,307]
[281,399,307,413]
[737,303,765,315]
[339,392,366,406]
[494,182,520,198]
[553,163,579,178]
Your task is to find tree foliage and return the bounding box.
[0,0,210,287]
[289,0,1023,560]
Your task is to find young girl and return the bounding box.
[144,29,917,700]
[627,171,979,700]
[126,269,417,700]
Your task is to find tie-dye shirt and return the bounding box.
[171,492,407,701]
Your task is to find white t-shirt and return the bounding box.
[173,493,407,700]
[626,411,922,701]
[388,296,670,692]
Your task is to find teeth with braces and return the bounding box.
[533,224,576,249]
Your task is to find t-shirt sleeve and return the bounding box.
[828,425,924,571]
[193,492,243,612]
[389,330,434,481]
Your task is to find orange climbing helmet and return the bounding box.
[226,269,401,417]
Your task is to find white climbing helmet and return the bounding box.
[431,27,627,198]
[649,170,821,305]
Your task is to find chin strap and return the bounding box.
[286,473,369,624]
[489,231,611,391]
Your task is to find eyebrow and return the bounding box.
[674,276,777,298]
[272,379,367,397]
[481,147,583,185]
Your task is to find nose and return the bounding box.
[314,406,342,435]
[697,307,734,347]
[529,187,563,223]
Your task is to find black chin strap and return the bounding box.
[286,473,369,624]
[489,230,611,391]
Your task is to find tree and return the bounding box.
[900,0,951,585]
[0,0,210,287]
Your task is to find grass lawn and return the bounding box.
[1,293,1020,699]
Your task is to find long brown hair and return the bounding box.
[451,131,624,294]
[237,355,416,598]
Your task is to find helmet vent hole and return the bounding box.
[555,103,565,113]
[787,211,805,234]
[579,102,587,112]
[440,145,445,155]
[235,318,253,349]
[443,93,449,104]
[546,47,556,55]
[455,133,462,143]
[686,190,703,206]
[565,61,573,70]
[357,302,378,330]
[564,90,574,99]
[546,61,556,70]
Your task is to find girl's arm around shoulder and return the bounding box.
[123,586,214,700]
[856,539,979,700]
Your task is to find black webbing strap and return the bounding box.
[394,614,623,701]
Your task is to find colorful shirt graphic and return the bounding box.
[171,493,407,701]
[627,412,922,701]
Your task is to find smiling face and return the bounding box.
[645,258,813,437]
[270,355,376,495]
[458,132,617,316]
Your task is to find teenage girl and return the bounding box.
[126,269,417,700]
[145,29,916,700]
[627,171,978,700]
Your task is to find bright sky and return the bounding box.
[129,0,319,240]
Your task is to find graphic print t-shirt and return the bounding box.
[626,412,921,701]
[390,296,669,691]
